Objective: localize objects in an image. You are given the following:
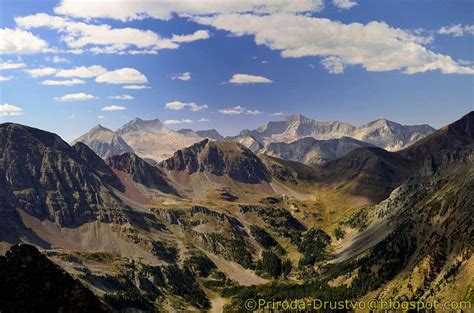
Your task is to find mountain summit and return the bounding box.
[160,139,271,184]
[240,114,435,151]
[72,124,133,159]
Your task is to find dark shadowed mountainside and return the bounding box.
[0,244,111,313]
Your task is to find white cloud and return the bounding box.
[41,78,85,86]
[15,13,210,55]
[101,105,126,111]
[108,94,134,100]
[321,56,345,74]
[333,0,358,10]
[95,68,148,84]
[261,60,268,64]
[0,103,23,116]
[97,115,105,119]
[54,0,324,21]
[0,61,26,70]
[272,112,284,116]
[199,118,210,122]
[25,67,58,77]
[123,85,149,90]
[56,65,106,78]
[308,64,315,69]
[164,119,193,125]
[171,72,191,81]
[438,24,474,37]
[54,92,97,101]
[195,14,474,75]
[171,30,210,43]
[0,28,48,54]
[219,105,261,115]
[228,73,273,84]
[0,76,12,81]
[47,56,69,63]
[25,65,106,78]
[165,101,208,112]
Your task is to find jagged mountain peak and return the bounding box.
[72,124,134,160]
[90,124,112,132]
[285,114,314,124]
[195,129,225,141]
[116,117,166,135]
[263,136,373,165]
[160,139,271,184]
[0,122,126,227]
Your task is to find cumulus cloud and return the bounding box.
[165,101,208,112]
[171,30,210,43]
[228,73,273,84]
[163,119,193,125]
[0,28,48,54]
[321,56,345,74]
[171,72,191,81]
[25,67,58,77]
[199,118,210,122]
[271,112,284,116]
[438,24,474,37]
[95,68,148,84]
[56,65,106,78]
[0,61,26,70]
[0,103,23,116]
[25,65,106,78]
[219,105,261,115]
[195,14,474,75]
[0,76,12,81]
[54,0,324,21]
[15,13,211,55]
[123,85,149,90]
[41,78,85,86]
[333,0,358,10]
[101,105,126,111]
[108,95,134,100]
[54,92,97,101]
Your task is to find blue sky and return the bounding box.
[0,0,473,141]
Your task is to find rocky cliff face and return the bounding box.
[263,136,373,165]
[352,119,435,151]
[160,139,271,184]
[0,123,125,227]
[0,244,111,313]
[242,114,355,144]
[228,134,264,153]
[72,124,133,159]
[106,152,178,195]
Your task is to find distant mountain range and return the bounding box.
[0,111,472,311]
[240,114,435,151]
[73,114,436,164]
[262,136,374,165]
